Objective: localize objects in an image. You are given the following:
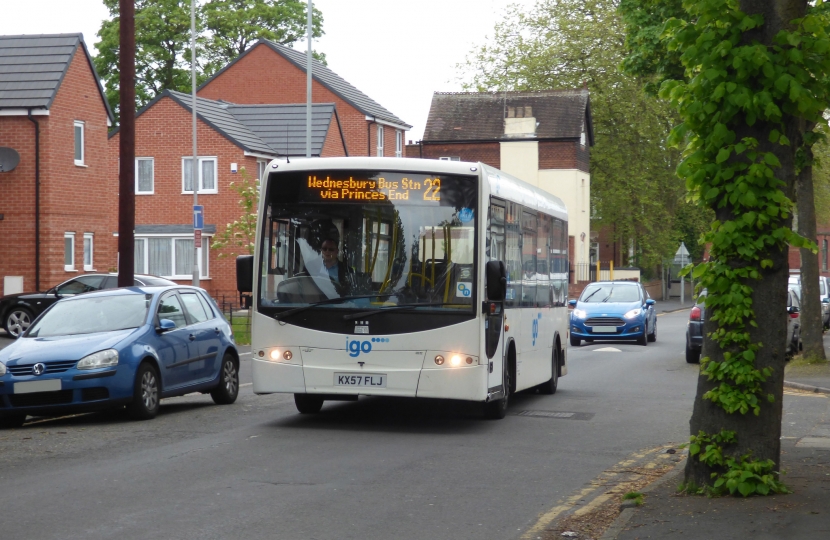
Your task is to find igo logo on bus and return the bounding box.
[532,313,541,346]
[456,282,472,298]
[347,337,390,357]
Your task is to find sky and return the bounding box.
[0,0,536,141]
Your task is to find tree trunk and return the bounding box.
[684,0,806,487]
[796,149,827,360]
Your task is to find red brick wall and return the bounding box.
[538,140,589,172]
[112,96,261,299]
[0,48,115,295]
[198,44,407,158]
[321,119,347,157]
[419,142,501,168]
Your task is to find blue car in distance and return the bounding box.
[0,286,240,428]
[569,281,656,346]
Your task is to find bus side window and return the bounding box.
[522,211,537,308]
[505,201,522,308]
[537,214,552,308]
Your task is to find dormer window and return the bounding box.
[580,122,586,147]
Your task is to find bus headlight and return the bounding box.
[266,348,295,362]
[450,355,462,367]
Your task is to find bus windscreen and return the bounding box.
[259,170,478,319]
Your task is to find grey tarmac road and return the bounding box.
[0,311,701,540]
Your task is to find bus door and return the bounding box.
[487,200,507,390]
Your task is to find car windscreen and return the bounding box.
[26,294,152,337]
[579,284,640,303]
[258,169,478,315]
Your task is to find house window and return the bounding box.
[395,131,402,158]
[376,125,384,157]
[439,156,461,161]
[135,236,210,279]
[64,233,75,271]
[83,233,94,271]
[257,160,268,181]
[182,157,218,194]
[824,239,828,271]
[74,121,84,165]
[136,158,154,193]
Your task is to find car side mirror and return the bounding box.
[237,255,254,294]
[157,319,176,333]
[486,260,507,301]
[568,299,577,307]
[646,299,656,306]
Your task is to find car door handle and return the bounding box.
[189,334,196,341]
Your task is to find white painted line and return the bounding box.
[594,347,622,352]
[240,383,252,387]
[239,352,252,356]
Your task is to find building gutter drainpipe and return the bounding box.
[27,109,40,291]
[367,118,375,157]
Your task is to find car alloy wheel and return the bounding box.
[5,308,32,338]
[211,353,239,405]
[140,370,159,411]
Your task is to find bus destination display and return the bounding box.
[306,174,441,203]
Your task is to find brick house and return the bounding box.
[197,39,411,158]
[109,89,353,299]
[412,90,594,282]
[0,34,115,296]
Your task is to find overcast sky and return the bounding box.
[0,0,535,141]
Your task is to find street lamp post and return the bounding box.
[191,0,200,287]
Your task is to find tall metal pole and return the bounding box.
[306,0,312,158]
[191,0,200,287]
[117,0,136,287]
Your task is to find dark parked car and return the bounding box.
[1,274,175,338]
[0,285,239,428]
[685,293,706,364]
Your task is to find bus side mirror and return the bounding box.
[486,261,507,301]
[237,255,254,294]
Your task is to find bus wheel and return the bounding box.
[484,362,510,420]
[538,347,559,395]
[294,394,324,414]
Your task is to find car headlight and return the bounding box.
[0,362,6,376]
[623,308,642,320]
[77,349,119,370]
[572,308,587,319]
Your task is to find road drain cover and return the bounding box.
[515,410,594,420]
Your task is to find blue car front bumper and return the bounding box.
[0,365,135,417]
[571,316,646,340]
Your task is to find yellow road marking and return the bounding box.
[784,389,827,398]
[520,445,674,539]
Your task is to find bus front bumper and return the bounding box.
[252,358,488,402]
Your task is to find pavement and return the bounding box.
[603,334,830,540]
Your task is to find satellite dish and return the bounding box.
[0,147,20,173]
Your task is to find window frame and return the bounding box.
[376,125,384,157]
[64,232,76,271]
[83,233,94,271]
[395,130,402,158]
[74,121,84,165]
[439,156,461,161]
[182,156,218,194]
[133,234,211,279]
[823,239,828,272]
[135,157,155,194]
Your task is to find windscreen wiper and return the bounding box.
[343,303,457,321]
[274,294,395,321]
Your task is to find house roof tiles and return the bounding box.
[199,39,411,130]
[0,33,113,121]
[423,90,593,144]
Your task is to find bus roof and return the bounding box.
[263,157,568,222]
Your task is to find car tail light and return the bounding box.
[690,306,701,321]
[790,312,799,319]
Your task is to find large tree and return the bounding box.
[94,0,324,121]
[459,0,711,269]
[621,0,830,494]
[202,0,324,76]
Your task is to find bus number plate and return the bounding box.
[334,373,387,388]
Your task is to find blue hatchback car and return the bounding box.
[0,286,239,428]
[569,281,656,346]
